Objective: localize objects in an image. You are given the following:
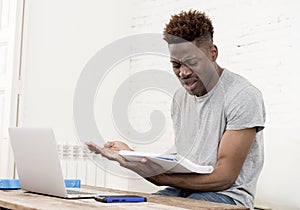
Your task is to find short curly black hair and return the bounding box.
[163,10,214,45]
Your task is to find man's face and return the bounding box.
[169,41,217,97]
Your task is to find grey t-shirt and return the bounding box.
[171,69,266,209]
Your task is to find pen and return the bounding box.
[156,156,178,161]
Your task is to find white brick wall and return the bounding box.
[129,0,300,209]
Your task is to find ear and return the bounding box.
[211,45,218,61]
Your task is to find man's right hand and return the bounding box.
[104,141,133,151]
[85,141,165,178]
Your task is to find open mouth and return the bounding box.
[184,80,197,91]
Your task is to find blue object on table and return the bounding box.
[0,179,81,190]
[64,179,81,188]
[0,179,21,190]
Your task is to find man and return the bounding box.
[86,10,265,210]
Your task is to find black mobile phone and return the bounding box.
[94,195,147,203]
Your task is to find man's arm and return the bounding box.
[85,127,256,191]
[147,128,256,191]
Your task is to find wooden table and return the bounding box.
[0,185,249,210]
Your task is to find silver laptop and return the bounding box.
[8,127,119,199]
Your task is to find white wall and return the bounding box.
[17,0,300,209]
[19,0,141,189]
[20,0,134,143]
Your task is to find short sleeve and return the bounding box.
[225,86,266,132]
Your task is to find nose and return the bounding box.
[179,64,192,78]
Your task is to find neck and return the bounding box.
[208,64,223,90]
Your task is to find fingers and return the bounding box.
[85,141,124,163]
[104,141,119,150]
[104,141,126,151]
[99,147,120,160]
[104,141,114,148]
[85,141,102,154]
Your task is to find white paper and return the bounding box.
[119,150,214,174]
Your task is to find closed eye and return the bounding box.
[185,59,198,67]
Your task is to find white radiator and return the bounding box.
[57,144,105,187]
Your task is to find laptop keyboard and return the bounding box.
[67,189,95,195]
